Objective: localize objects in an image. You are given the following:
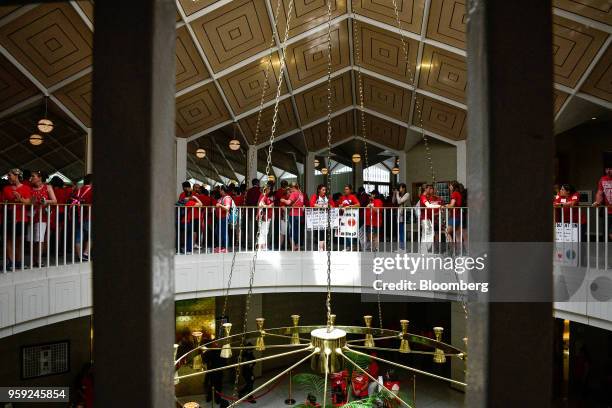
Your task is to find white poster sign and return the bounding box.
[555,223,578,243]
[306,208,339,229]
[337,208,359,238]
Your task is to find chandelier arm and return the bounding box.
[324,0,334,334]
[344,346,467,387]
[345,335,399,344]
[264,332,310,342]
[339,349,414,408]
[227,350,317,408]
[347,344,464,358]
[199,343,310,351]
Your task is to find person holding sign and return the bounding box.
[365,190,384,251]
[309,184,335,251]
[420,184,443,244]
[554,184,585,243]
[336,185,360,250]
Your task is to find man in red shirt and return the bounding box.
[2,168,32,270]
[594,166,612,241]
[73,174,93,261]
[337,185,360,208]
[281,182,305,251]
[364,190,383,251]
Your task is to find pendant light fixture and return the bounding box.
[320,167,328,175]
[314,159,319,167]
[229,123,241,151]
[37,96,54,134]
[352,153,361,163]
[196,148,206,158]
[29,134,44,146]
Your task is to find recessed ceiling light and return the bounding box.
[591,117,597,120]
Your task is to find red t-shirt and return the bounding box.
[258,194,273,219]
[449,191,463,220]
[598,175,612,214]
[337,194,359,208]
[288,191,304,216]
[554,193,585,223]
[246,186,261,207]
[365,198,383,226]
[310,194,335,208]
[31,184,52,222]
[233,193,245,207]
[420,194,442,220]
[274,188,286,207]
[182,200,199,223]
[2,183,33,222]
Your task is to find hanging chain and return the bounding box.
[390,0,435,184]
[232,0,295,397]
[324,0,334,333]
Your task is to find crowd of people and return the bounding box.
[176,178,469,253]
[0,168,93,270]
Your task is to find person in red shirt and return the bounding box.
[445,181,466,243]
[336,185,360,208]
[2,168,32,270]
[555,184,586,241]
[29,171,58,267]
[246,179,261,207]
[420,184,443,243]
[310,184,335,251]
[364,190,383,251]
[257,185,274,250]
[178,181,193,204]
[215,186,234,251]
[281,182,305,251]
[593,166,612,241]
[274,180,289,249]
[72,174,93,261]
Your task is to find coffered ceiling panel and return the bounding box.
[304,110,353,150]
[0,6,20,20]
[53,73,92,127]
[419,44,467,103]
[276,0,347,38]
[414,94,466,140]
[294,71,353,124]
[0,3,93,88]
[179,0,219,16]
[176,26,210,91]
[553,0,612,25]
[286,21,350,88]
[426,0,466,50]
[176,83,230,138]
[0,54,38,112]
[581,45,612,102]
[552,16,608,88]
[353,0,425,35]
[239,99,297,144]
[354,22,419,84]
[218,53,287,114]
[365,113,404,149]
[358,73,411,121]
[554,89,570,114]
[191,0,273,73]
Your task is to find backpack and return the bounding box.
[227,196,240,226]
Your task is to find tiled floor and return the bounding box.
[178,368,465,407]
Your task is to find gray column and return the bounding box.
[176,138,187,195]
[354,160,363,189]
[92,1,176,407]
[305,152,315,196]
[455,141,466,185]
[247,146,258,185]
[85,129,93,174]
[466,0,553,407]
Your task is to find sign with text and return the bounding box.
[305,208,339,229]
[337,208,359,238]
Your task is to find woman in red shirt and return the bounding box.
[445,181,466,243]
[2,168,32,270]
[281,183,305,251]
[310,184,335,251]
[554,184,586,241]
[257,186,274,250]
[215,186,233,251]
[365,190,383,251]
[29,171,57,267]
[420,184,443,243]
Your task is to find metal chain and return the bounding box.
[324,0,334,333]
[232,0,295,397]
[390,0,435,184]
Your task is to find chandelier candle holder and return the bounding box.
[399,320,411,353]
[290,315,301,345]
[363,315,375,348]
[173,344,180,385]
[220,323,233,358]
[320,167,328,175]
[191,331,203,370]
[433,327,447,364]
[255,318,266,351]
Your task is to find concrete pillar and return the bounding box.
[305,152,315,196]
[92,0,176,406]
[85,129,92,174]
[247,146,258,186]
[455,141,466,184]
[354,160,363,189]
[466,0,553,406]
[176,138,187,195]
[450,302,467,391]
[397,152,407,184]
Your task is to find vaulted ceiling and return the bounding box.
[0,0,611,181]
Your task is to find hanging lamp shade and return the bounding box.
[352,153,361,163]
[391,166,400,175]
[314,159,319,167]
[37,118,54,133]
[321,167,328,175]
[29,134,44,146]
[195,148,206,158]
[229,139,241,150]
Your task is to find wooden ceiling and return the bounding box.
[0,0,610,180]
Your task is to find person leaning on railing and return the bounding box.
[2,168,32,270]
[593,165,612,242]
[310,184,335,251]
[71,174,93,261]
[29,170,57,267]
[257,185,274,250]
[280,182,305,251]
[392,183,410,250]
[419,184,443,243]
[554,184,586,242]
[364,190,384,251]
[444,181,466,243]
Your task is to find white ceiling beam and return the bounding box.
[0,94,43,120]
[183,0,236,23]
[552,7,612,35]
[69,1,93,31]
[574,92,612,110]
[408,125,462,146]
[186,119,233,142]
[48,66,92,93]
[555,35,611,121]
[0,4,38,29]
[212,45,279,80]
[234,93,293,120]
[175,78,215,97]
[210,135,242,181]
